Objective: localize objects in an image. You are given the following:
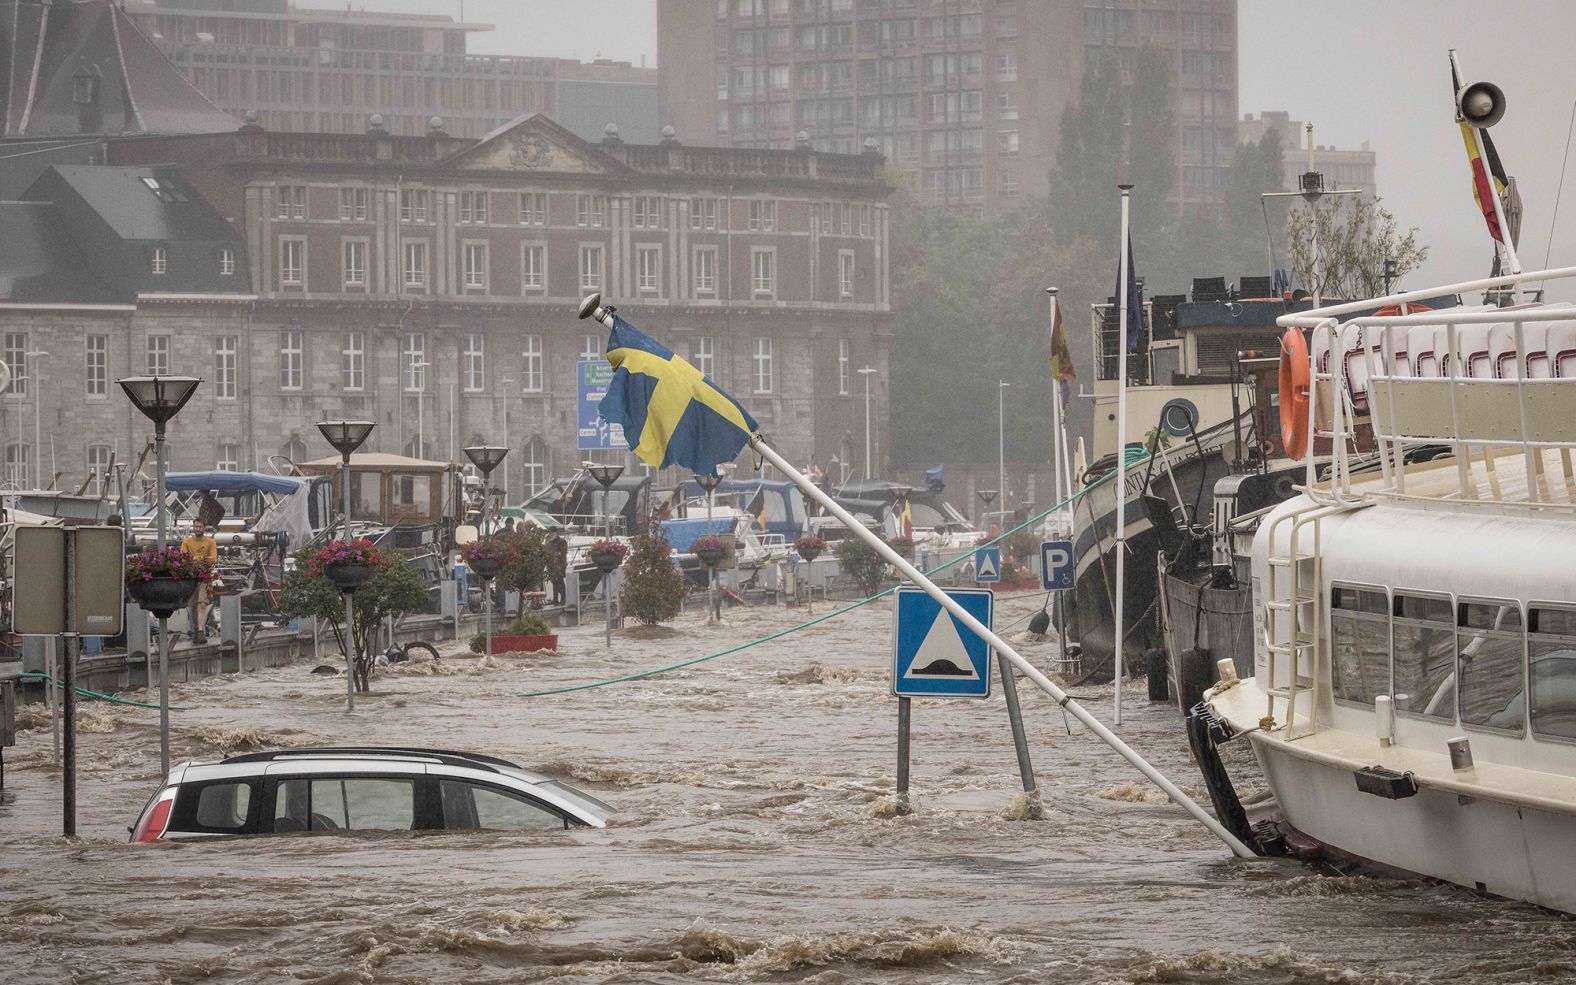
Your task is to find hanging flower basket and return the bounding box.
[460,537,507,580]
[125,546,213,618]
[793,535,827,563]
[325,562,374,594]
[889,536,917,562]
[692,534,730,569]
[588,538,629,574]
[305,539,382,595]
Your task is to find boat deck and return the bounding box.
[1344,447,1576,508]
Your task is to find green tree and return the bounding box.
[277,548,431,692]
[835,533,890,597]
[1287,195,1429,300]
[622,524,685,626]
[496,525,548,594]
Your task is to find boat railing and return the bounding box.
[1280,264,1576,511]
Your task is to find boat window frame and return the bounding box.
[1527,600,1576,746]
[1327,580,1392,710]
[1455,596,1526,737]
[1390,587,1458,723]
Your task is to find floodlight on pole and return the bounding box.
[857,366,877,479]
[315,419,374,711]
[118,375,201,773]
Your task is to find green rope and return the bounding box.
[515,456,1141,699]
[18,671,188,711]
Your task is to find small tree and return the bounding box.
[1287,195,1429,300]
[496,525,549,594]
[278,547,430,692]
[623,525,685,626]
[836,534,890,597]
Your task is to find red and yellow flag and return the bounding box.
[1459,120,1508,244]
[1049,303,1075,383]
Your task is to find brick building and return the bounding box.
[0,115,895,497]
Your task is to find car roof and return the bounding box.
[214,747,549,781]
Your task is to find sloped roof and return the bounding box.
[0,200,119,303]
[0,0,237,138]
[42,164,237,241]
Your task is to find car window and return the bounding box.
[194,782,251,830]
[272,777,415,833]
[440,779,566,831]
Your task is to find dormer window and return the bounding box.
[72,65,101,106]
[140,176,187,203]
[150,247,167,275]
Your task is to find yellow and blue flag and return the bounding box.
[597,315,758,475]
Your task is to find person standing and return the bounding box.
[180,519,218,643]
[546,531,569,606]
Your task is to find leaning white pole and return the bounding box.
[751,435,1252,858]
[1114,184,1132,725]
[1451,48,1521,276]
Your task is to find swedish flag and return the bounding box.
[597,315,758,475]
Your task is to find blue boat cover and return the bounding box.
[165,471,302,495]
[660,518,735,553]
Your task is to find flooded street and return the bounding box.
[3,590,1574,984]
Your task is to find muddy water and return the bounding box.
[3,592,1573,984]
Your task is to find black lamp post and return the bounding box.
[694,472,723,621]
[118,375,201,773]
[463,445,509,655]
[315,420,375,710]
[586,462,624,646]
[977,488,997,529]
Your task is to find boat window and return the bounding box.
[392,474,432,517]
[1329,584,1389,706]
[349,472,381,519]
[1457,600,1525,733]
[1529,605,1576,741]
[1392,592,1455,720]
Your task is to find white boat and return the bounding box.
[1196,260,1576,913]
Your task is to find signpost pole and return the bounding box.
[895,695,912,815]
[62,530,77,837]
[996,652,1038,801]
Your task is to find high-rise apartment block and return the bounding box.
[660,0,1238,213]
[124,0,659,142]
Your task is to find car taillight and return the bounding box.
[132,789,176,843]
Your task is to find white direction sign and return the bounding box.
[892,587,994,699]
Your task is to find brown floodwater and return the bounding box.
[2,591,1573,984]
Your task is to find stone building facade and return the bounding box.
[3,116,894,499]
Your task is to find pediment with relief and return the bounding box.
[444,114,621,176]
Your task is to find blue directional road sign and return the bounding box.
[973,546,1002,584]
[576,360,624,451]
[1041,540,1074,591]
[892,587,994,699]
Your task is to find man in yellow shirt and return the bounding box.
[180,519,219,643]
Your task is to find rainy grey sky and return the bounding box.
[311,0,1576,291]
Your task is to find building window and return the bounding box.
[1458,600,1524,733]
[338,187,368,221]
[633,196,664,229]
[995,52,1018,81]
[581,335,601,362]
[521,244,544,292]
[693,246,717,295]
[146,334,170,376]
[280,238,304,287]
[997,91,1018,121]
[463,243,488,291]
[999,169,1021,195]
[403,333,426,391]
[637,245,660,292]
[218,248,235,276]
[276,185,306,220]
[753,337,773,393]
[279,329,302,390]
[690,197,717,230]
[217,442,239,472]
[751,247,775,296]
[838,250,855,297]
[579,245,603,291]
[522,436,547,495]
[85,334,107,397]
[694,336,715,378]
[5,444,28,487]
[859,205,871,237]
[575,194,604,227]
[838,338,849,395]
[521,335,543,392]
[342,332,364,391]
[997,130,1020,154]
[399,188,430,223]
[403,241,428,290]
[748,199,775,231]
[86,444,112,495]
[3,335,25,397]
[214,335,237,400]
[518,192,546,225]
[463,333,485,392]
[150,247,167,275]
[458,190,489,224]
[343,240,366,288]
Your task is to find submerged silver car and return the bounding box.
[130,747,614,841]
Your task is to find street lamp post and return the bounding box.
[413,359,431,458]
[316,420,375,710]
[998,380,1010,516]
[464,445,510,658]
[977,488,997,530]
[119,376,201,773]
[26,351,49,489]
[857,366,877,479]
[694,472,723,622]
[587,462,624,647]
[501,378,514,502]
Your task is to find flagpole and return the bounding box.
[1450,49,1521,277]
[1114,183,1132,725]
[1048,288,1063,532]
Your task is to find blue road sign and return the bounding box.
[576,360,624,451]
[1041,540,1074,591]
[892,587,994,699]
[973,546,1002,584]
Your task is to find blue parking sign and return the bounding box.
[1041,540,1074,591]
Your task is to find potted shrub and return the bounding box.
[792,535,827,563]
[459,536,506,581]
[305,539,382,594]
[488,611,558,654]
[691,534,731,569]
[588,537,630,574]
[125,546,215,618]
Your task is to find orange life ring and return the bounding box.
[1279,328,1311,460]
[1371,302,1425,318]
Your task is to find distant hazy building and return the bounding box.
[1239,111,1378,198]
[123,0,659,142]
[659,0,1238,213]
